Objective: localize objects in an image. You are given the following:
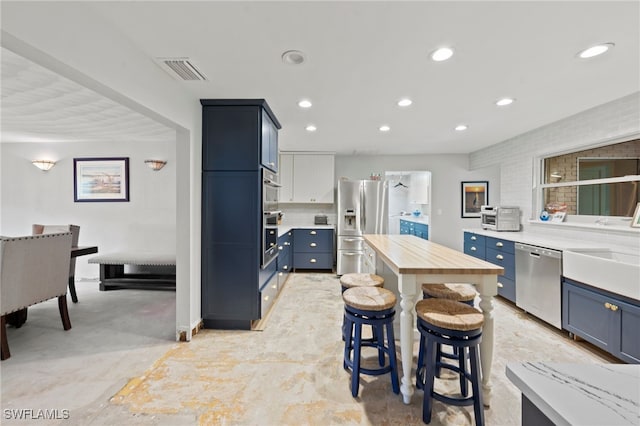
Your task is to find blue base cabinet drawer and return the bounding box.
[463,231,516,303]
[293,253,333,270]
[293,228,334,271]
[497,277,516,303]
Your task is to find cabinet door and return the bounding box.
[279,154,294,202]
[408,172,430,204]
[261,110,278,172]
[203,106,260,171]
[292,154,335,203]
[562,281,613,351]
[613,299,640,364]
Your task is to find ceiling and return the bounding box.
[2,1,639,155]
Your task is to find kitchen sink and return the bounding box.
[563,248,640,301]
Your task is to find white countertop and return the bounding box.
[278,223,335,237]
[506,362,640,426]
[462,228,624,251]
[397,216,429,225]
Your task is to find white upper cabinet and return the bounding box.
[408,172,430,205]
[279,152,335,203]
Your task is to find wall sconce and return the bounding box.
[144,159,167,171]
[32,160,56,171]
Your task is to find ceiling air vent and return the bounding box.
[156,58,208,81]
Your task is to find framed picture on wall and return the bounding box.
[461,181,488,218]
[74,157,130,202]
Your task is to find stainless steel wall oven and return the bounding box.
[262,169,280,267]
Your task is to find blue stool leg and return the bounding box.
[423,335,438,424]
[385,321,399,394]
[375,324,385,366]
[343,316,354,370]
[459,344,468,397]
[351,322,363,397]
[469,345,485,426]
[416,333,425,389]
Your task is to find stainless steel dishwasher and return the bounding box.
[515,243,563,329]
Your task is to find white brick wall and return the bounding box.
[470,92,640,249]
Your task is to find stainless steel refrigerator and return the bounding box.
[336,179,388,275]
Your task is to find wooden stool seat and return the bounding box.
[342,286,396,311]
[416,298,483,331]
[340,273,384,289]
[422,283,476,303]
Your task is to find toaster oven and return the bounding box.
[481,206,521,231]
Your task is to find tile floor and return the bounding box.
[1,273,618,425]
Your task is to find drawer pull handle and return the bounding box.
[610,304,619,312]
[343,253,358,256]
[497,282,504,288]
[283,266,288,270]
[471,236,477,241]
[344,238,357,242]
[284,242,290,246]
[310,258,317,263]
[471,247,476,251]
[278,246,283,250]
[604,302,611,309]
[310,243,317,247]
[269,230,275,235]
[310,231,317,235]
[496,254,504,260]
[496,242,503,247]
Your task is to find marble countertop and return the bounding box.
[506,362,640,426]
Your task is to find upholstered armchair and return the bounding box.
[1,232,73,360]
[32,224,81,303]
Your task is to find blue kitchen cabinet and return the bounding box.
[414,222,429,240]
[563,278,639,364]
[201,99,281,329]
[277,231,293,288]
[463,232,515,303]
[399,219,411,235]
[293,228,334,270]
[202,99,280,172]
[400,219,429,240]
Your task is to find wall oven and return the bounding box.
[262,169,280,268]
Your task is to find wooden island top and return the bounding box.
[363,234,504,276]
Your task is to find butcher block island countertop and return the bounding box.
[363,234,504,276]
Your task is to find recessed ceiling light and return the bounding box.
[431,47,454,62]
[496,97,515,107]
[305,124,317,132]
[298,99,312,108]
[455,124,468,131]
[397,98,412,107]
[379,125,391,132]
[282,50,306,65]
[577,43,614,59]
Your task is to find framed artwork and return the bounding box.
[461,181,488,218]
[74,157,130,202]
[631,202,640,228]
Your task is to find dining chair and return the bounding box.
[32,224,81,303]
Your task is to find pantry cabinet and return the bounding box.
[279,152,335,203]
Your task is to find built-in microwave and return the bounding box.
[481,206,521,231]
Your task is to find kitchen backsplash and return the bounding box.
[280,204,337,226]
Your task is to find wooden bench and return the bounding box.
[87,252,176,291]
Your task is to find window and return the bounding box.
[540,139,640,217]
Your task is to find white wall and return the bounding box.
[335,155,500,251]
[1,141,176,279]
[470,92,640,250]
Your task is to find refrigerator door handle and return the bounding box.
[360,183,366,232]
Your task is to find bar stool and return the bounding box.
[415,298,484,426]
[418,283,477,388]
[342,286,399,397]
[339,273,384,341]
